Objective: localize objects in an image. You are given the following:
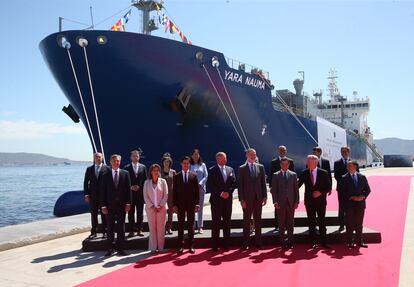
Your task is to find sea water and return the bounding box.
[0,164,89,227]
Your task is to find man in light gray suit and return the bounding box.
[270,157,299,250]
[238,148,267,250]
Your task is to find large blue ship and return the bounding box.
[39,0,381,175]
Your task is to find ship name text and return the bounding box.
[224,70,265,90]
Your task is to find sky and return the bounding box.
[0,0,413,160]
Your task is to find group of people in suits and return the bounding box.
[269,145,371,249]
[83,144,371,256]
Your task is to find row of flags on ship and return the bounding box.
[110,10,131,32]
[109,6,191,45]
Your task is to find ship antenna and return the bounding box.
[89,6,95,30]
[327,68,339,101]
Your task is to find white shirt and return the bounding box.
[132,162,139,175]
[151,180,160,207]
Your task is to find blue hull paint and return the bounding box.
[40,30,367,174]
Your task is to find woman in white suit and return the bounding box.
[144,164,168,253]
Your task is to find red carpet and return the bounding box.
[77,176,412,287]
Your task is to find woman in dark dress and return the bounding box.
[160,153,176,235]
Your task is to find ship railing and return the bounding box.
[271,101,314,119]
[224,56,270,80]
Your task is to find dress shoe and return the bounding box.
[189,247,195,254]
[288,243,294,249]
[137,232,145,237]
[127,232,134,238]
[222,246,229,252]
[178,247,184,254]
[255,245,263,250]
[88,233,97,239]
[358,242,368,248]
[338,225,345,232]
[282,243,289,250]
[102,233,107,239]
[311,243,318,249]
[117,250,128,256]
[199,228,204,234]
[321,243,331,249]
[273,227,279,233]
[212,247,219,252]
[346,243,354,248]
[241,245,249,251]
[105,249,114,257]
[168,230,173,235]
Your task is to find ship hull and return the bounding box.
[39,30,370,172]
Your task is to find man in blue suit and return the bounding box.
[207,152,237,251]
[100,154,131,256]
[337,160,371,248]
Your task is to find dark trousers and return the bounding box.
[128,197,144,232]
[305,200,327,244]
[274,208,279,229]
[277,203,295,245]
[106,207,126,251]
[166,209,174,231]
[338,193,346,227]
[346,205,365,244]
[90,200,106,234]
[243,200,263,246]
[177,207,195,248]
[211,200,232,248]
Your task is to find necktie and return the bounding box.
[95,165,100,178]
[310,170,315,186]
[114,170,119,189]
[184,172,187,183]
[352,174,358,186]
[250,164,255,177]
[222,167,227,182]
[284,171,288,183]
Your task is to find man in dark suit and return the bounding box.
[100,154,131,256]
[298,155,332,249]
[337,160,371,248]
[238,148,267,250]
[269,145,295,231]
[83,152,109,238]
[124,150,147,237]
[271,157,299,250]
[333,146,358,231]
[313,146,332,179]
[173,156,200,254]
[207,152,237,251]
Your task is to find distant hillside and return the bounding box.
[0,152,89,166]
[374,138,414,157]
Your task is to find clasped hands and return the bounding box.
[350,196,365,201]
[101,204,130,215]
[131,185,140,192]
